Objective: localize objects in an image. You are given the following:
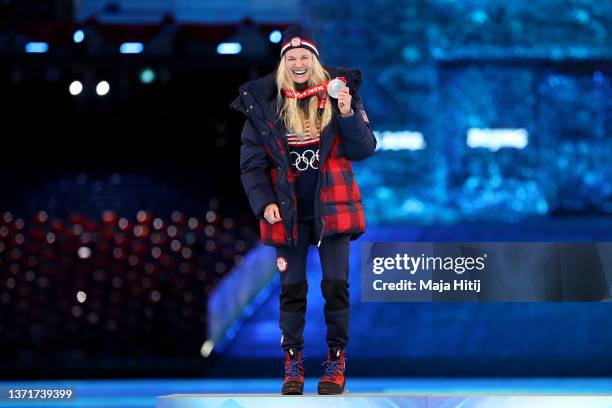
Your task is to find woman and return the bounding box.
[230,24,376,395]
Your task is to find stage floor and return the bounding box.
[1,378,612,408]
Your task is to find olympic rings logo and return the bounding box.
[290,149,319,171]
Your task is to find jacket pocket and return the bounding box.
[321,157,354,204]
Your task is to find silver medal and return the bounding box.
[327,78,346,98]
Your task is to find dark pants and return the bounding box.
[275,219,350,352]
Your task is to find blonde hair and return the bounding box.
[275,52,332,141]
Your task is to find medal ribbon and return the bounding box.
[282,76,346,110]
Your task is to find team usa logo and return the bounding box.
[276,256,288,272]
[290,37,302,47]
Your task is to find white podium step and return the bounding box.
[157,394,612,408]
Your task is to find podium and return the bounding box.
[157,394,612,408]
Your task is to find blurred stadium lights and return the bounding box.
[5,14,275,62]
[119,42,144,54]
[96,80,110,96]
[69,80,83,96]
[467,128,529,151]
[76,291,87,303]
[216,42,241,55]
[78,246,92,258]
[25,42,48,53]
[139,68,156,84]
[200,339,215,358]
[73,29,85,43]
[268,29,282,43]
[374,131,426,151]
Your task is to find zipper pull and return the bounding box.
[317,239,322,248]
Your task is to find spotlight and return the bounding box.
[140,68,155,84]
[77,247,91,259]
[200,340,214,358]
[25,42,48,53]
[76,291,87,303]
[120,42,144,54]
[69,80,83,96]
[96,81,110,96]
[73,29,85,44]
[269,30,282,43]
[216,43,241,55]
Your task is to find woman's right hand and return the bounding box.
[264,203,282,224]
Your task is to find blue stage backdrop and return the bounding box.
[213,0,612,376]
[307,0,612,225]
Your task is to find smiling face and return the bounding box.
[284,48,314,84]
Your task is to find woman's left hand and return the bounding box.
[338,87,352,115]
